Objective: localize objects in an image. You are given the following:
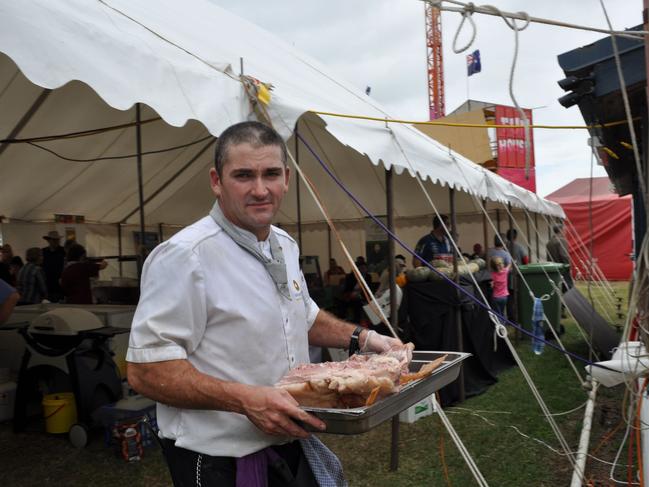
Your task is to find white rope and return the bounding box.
[386,126,580,466]
[286,147,398,339]
[443,0,532,178]
[507,205,602,362]
[538,209,618,308]
[424,0,649,39]
[609,399,641,485]
[471,195,585,385]
[521,207,605,359]
[445,405,639,468]
[541,212,618,317]
[263,102,399,339]
[433,395,490,486]
[550,217,616,304]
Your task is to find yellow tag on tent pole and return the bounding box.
[257,83,271,105]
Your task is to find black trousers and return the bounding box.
[161,439,319,487]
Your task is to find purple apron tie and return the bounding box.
[236,446,282,487]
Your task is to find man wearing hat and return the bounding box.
[42,230,65,302]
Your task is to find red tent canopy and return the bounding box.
[546,177,633,281]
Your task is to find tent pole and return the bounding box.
[135,103,146,278]
[535,212,540,261]
[120,138,215,223]
[294,123,303,254]
[450,188,465,403]
[507,203,519,342]
[117,223,123,277]
[327,225,332,266]
[0,88,50,159]
[386,167,400,472]
[158,223,164,243]
[496,209,501,234]
[526,212,532,261]
[482,199,488,257]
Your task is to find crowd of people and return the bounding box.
[0,231,108,322]
[320,214,573,336]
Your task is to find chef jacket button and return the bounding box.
[290,356,295,363]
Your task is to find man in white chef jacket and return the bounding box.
[126,121,401,486]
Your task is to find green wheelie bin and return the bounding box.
[516,263,566,333]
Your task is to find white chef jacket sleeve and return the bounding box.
[126,240,207,363]
[299,270,320,329]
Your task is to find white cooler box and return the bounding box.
[399,396,434,424]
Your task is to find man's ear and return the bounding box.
[209,167,221,198]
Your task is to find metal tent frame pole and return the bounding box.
[450,187,465,402]
[135,103,146,278]
[386,167,400,472]
[294,122,303,254]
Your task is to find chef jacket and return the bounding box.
[126,215,320,457]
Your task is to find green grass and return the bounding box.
[0,282,631,486]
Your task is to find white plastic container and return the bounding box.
[399,396,434,424]
[0,381,17,422]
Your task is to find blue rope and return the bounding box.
[295,131,616,372]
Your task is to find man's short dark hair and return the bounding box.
[66,243,86,262]
[506,228,517,241]
[494,233,506,248]
[432,215,448,230]
[25,247,41,263]
[213,121,288,177]
[553,225,562,234]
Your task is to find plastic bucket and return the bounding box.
[42,392,77,434]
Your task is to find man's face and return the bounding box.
[209,142,289,240]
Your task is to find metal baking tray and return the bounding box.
[301,351,470,435]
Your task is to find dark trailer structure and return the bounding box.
[557,24,647,258]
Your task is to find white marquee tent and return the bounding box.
[0,0,563,277]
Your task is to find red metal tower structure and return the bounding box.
[425,3,445,120]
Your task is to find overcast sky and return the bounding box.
[211,0,642,197]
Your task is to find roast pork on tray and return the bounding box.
[276,343,447,409]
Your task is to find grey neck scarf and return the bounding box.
[209,201,290,299]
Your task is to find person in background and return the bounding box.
[41,231,66,302]
[489,256,510,321]
[487,233,512,268]
[506,228,529,265]
[324,258,345,286]
[9,256,23,283]
[376,254,407,298]
[0,279,19,324]
[413,214,452,267]
[0,244,14,285]
[546,224,573,289]
[60,243,107,304]
[16,247,47,305]
[470,243,485,260]
[341,256,372,322]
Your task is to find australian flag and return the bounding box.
[467,49,481,76]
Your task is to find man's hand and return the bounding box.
[361,330,404,353]
[239,385,326,439]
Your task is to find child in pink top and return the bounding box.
[490,256,510,320]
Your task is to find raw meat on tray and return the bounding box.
[276,343,447,409]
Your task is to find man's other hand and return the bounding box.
[240,385,326,439]
[361,330,404,353]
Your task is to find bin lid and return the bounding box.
[518,263,567,274]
